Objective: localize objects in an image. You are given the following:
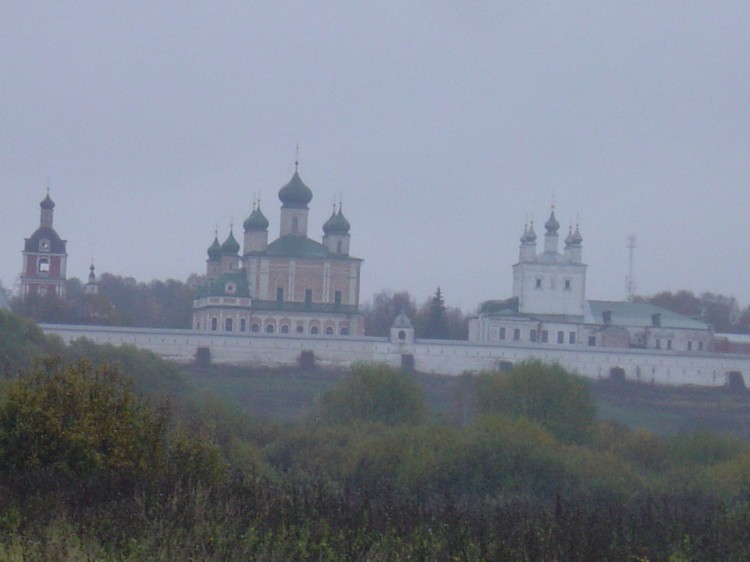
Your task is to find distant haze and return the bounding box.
[2,3,749,311]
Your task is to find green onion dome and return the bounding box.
[278,170,313,209]
[243,205,269,232]
[207,235,222,260]
[322,205,351,235]
[221,230,240,255]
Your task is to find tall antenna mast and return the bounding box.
[626,235,637,301]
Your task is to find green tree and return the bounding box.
[477,361,595,443]
[0,309,64,376]
[318,363,426,426]
[420,287,449,339]
[0,360,167,481]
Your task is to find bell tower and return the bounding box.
[21,191,68,298]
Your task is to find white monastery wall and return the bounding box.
[42,324,750,387]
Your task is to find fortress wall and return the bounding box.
[42,324,750,387]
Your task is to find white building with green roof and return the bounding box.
[470,209,714,354]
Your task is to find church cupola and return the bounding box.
[322,203,351,255]
[243,202,269,254]
[543,208,560,254]
[40,191,55,227]
[206,231,222,279]
[85,263,99,295]
[568,224,583,263]
[518,222,537,262]
[221,229,240,255]
[220,227,241,273]
[278,162,312,237]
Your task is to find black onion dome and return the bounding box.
[278,171,313,209]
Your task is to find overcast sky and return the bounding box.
[2,2,749,311]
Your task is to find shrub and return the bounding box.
[318,363,426,426]
[477,361,595,443]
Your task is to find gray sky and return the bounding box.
[2,2,749,311]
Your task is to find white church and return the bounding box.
[469,209,713,354]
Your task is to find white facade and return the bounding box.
[42,323,750,387]
[472,208,715,356]
[512,211,587,317]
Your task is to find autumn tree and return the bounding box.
[477,361,595,443]
[318,363,426,426]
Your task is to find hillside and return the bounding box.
[183,363,750,438]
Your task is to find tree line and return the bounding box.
[7,274,750,337]
[9,273,201,328]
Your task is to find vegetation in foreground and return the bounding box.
[2,310,750,560]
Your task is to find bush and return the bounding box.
[318,363,426,426]
[477,361,595,443]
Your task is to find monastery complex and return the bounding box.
[20,166,750,386]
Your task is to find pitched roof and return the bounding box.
[586,300,710,330]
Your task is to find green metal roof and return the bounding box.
[586,300,710,330]
[197,271,250,298]
[265,235,331,258]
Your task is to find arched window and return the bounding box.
[251,323,259,333]
[281,325,289,334]
[311,326,319,335]
[325,327,334,335]
[296,325,304,334]
[340,327,349,335]
[266,324,274,333]
[398,330,406,340]
[38,258,50,274]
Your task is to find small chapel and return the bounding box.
[193,164,364,336]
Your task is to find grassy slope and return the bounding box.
[182,363,750,438]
